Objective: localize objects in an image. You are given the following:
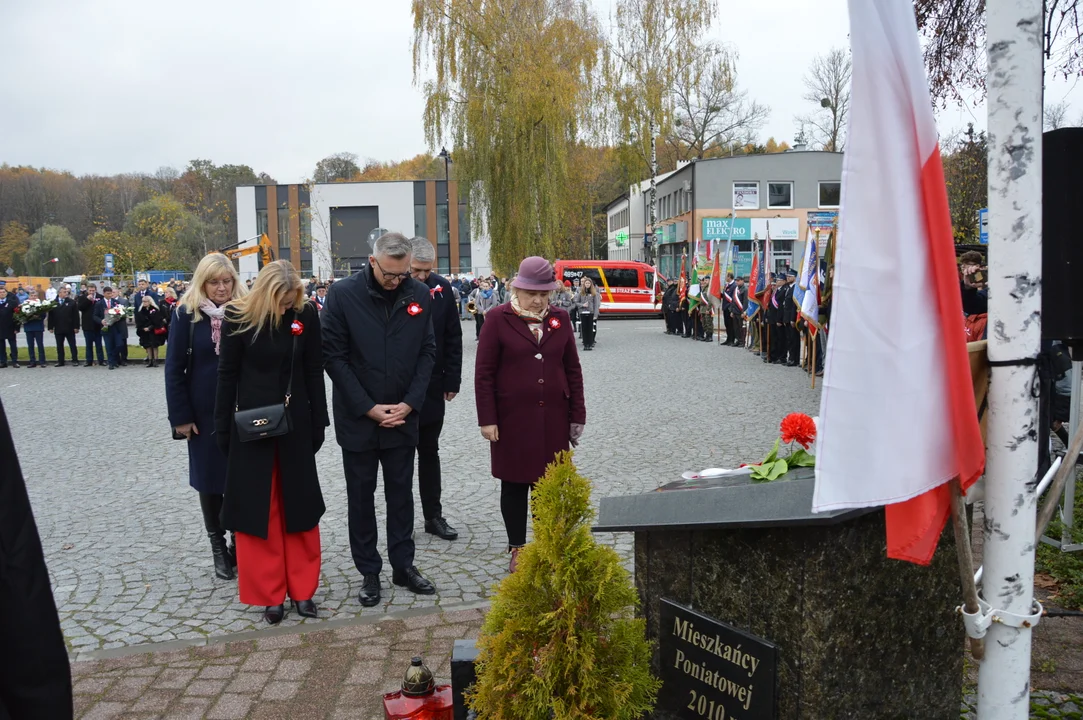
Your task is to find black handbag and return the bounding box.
[172,318,197,440]
[233,328,298,443]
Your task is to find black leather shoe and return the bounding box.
[425,517,458,541]
[358,574,381,607]
[263,605,285,625]
[392,566,436,595]
[293,599,317,618]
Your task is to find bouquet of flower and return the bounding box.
[101,305,128,330]
[14,298,57,324]
[747,412,817,482]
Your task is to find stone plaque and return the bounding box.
[658,598,777,720]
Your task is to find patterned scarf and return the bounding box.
[511,294,549,343]
[199,299,228,355]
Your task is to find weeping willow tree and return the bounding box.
[412,0,603,273]
[606,0,718,261]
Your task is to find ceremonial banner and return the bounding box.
[812,0,984,565]
[745,240,763,319]
[798,235,820,332]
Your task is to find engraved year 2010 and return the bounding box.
[687,689,727,719]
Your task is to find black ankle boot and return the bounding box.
[199,493,234,580]
[208,531,234,580]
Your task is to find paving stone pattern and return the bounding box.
[69,607,486,720]
[2,319,821,654]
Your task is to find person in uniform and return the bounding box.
[730,276,748,348]
[662,281,679,335]
[768,274,787,364]
[720,273,735,345]
[782,269,800,367]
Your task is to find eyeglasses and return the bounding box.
[372,257,411,282]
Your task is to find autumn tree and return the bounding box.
[915,0,1083,103]
[607,0,718,239]
[764,137,792,153]
[355,153,447,182]
[413,0,604,273]
[797,47,851,152]
[0,221,31,274]
[86,230,171,279]
[24,225,83,276]
[123,196,205,268]
[666,44,769,161]
[942,124,988,243]
[313,152,361,183]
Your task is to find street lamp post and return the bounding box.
[438,147,452,183]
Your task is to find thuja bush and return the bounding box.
[468,452,660,719]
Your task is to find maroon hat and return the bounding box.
[511,256,560,291]
[563,280,572,288]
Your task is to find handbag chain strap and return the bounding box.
[283,329,296,407]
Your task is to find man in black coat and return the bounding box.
[409,237,464,542]
[766,274,787,364]
[0,284,20,368]
[322,232,438,607]
[662,281,679,334]
[76,283,106,367]
[0,397,73,719]
[47,285,80,367]
[720,272,736,344]
[782,269,800,366]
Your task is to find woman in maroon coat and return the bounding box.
[475,257,586,573]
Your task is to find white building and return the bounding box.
[234,180,491,280]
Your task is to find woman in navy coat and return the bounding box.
[474,257,587,573]
[165,253,246,581]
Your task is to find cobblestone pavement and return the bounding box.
[69,605,486,720]
[2,319,821,655]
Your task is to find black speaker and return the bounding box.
[1042,128,1083,340]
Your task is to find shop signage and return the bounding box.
[702,218,799,242]
[658,599,777,720]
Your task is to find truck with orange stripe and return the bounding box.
[553,260,665,317]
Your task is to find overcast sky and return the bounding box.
[2,0,1080,182]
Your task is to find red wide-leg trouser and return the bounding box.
[236,455,321,606]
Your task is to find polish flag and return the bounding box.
[811,0,985,565]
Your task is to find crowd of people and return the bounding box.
[0,277,185,369]
[660,268,827,375]
[165,235,586,625]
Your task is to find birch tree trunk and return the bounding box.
[978,1,1044,717]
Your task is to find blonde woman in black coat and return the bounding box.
[213,261,329,625]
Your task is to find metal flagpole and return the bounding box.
[976,0,1044,716]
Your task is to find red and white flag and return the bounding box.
[812,0,985,565]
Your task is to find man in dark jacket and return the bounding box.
[0,397,73,719]
[720,272,736,344]
[0,284,19,368]
[662,281,679,334]
[77,283,106,367]
[322,232,437,607]
[46,285,80,367]
[781,269,800,366]
[409,237,464,542]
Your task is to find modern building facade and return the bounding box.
[235,180,491,280]
[606,151,843,280]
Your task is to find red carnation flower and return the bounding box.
[780,412,816,449]
[290,320,304,336]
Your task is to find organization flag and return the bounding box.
[798,233,820,333]
[707,250,722,301]
[745,240,762,319]
[812,0,985,565]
